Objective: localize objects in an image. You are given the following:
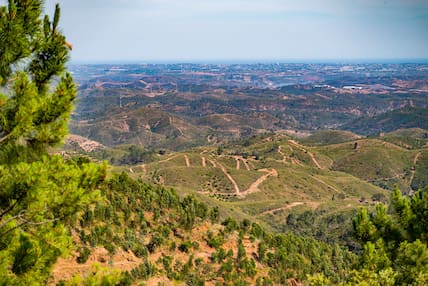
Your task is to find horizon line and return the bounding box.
[69,58,428,65]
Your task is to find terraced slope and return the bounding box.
[65,130,427,246]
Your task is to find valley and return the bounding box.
[2,1,428,284]
[69,63,428,150]
[64,63,428,245]
[58,62,428,284]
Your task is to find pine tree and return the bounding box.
[351,186,428,285]
[0,1,106,284]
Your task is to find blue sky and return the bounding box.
[33,0,428,62]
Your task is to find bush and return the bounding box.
[77,246,91,264]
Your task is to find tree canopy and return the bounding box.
[0,1,105,284]
[349,186,428,285]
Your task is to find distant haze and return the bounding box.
[4,0,428,62]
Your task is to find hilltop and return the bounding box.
[56,63,428,284]
[69,63,428,150]
[52,127,428,284]
[64,129,427,250]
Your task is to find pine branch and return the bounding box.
[0,132,12,144]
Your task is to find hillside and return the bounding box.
[57,63,428,284]
[51,173,355,285]
[60,130,425,248]
[316,138,426,192]
[343,107,428,135]
[70,106,279,151]
[299,130,362,146]
[69,64,428,150]
[3,3,428,284]
[380,128,428,149]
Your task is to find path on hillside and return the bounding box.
[258,202,304,216]
[311,175,341,193]
[216,161,241,195]
[278,145,287,163]
[240,168,278,197]
[413,152,421,164]
[169,116,184,136]
[233,156,251,170]
[288,140,322,169]
[200,167,278,198]
[409,152,422,189]
[157,155,179,164]
[291,158,304,166]
[241,159,251,171]
[199,157,277,197]
[184,155,190,167]
[201,157,206,168]
[141,164,147,175]
[207,158,216,167]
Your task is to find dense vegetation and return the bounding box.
[0,1,105,285]
[61,172,355,285]
[347,186,428,285]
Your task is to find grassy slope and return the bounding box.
[69,129,427,249]
[118,135,391,235]
[299,130,362,146]
[317,138,425,191]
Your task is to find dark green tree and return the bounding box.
[0,1,105,284]
[351,186,428,285]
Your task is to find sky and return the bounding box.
[7,0,428,62]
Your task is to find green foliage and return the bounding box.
[0,1,105,284]
[222,217,239,233]
[178,240,193,253]
[77,246,91,264]
[307,273,332,286]
[206,231,224,249]
[284,208,359,249]
[351,186,428,285]
[61,264,122,286]
[412,151,428,191]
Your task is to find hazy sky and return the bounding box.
[14,1,428,62]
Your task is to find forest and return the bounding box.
[0,1,427,285]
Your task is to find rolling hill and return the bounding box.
[343,107,428,135]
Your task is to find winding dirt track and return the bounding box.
[288,140,322,169]
[184,155,190,167]
[414,152,421,164]
[216,161,241,195]
[157,155,179,164]
[278,145,287,163]
[212,157,277,197]
[240,168,278,197]
[235,158,241,170]
[311,176,341,193]
[233,156,250,170]
[207,158,216,167]
[241,159,251,171]
[201,157,206,168]
[258,202,304,216]
[409,152,422,188]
